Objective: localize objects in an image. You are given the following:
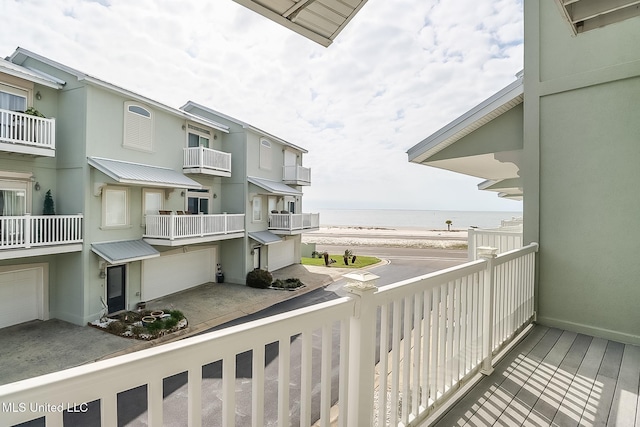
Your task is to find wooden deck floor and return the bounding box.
[435,325,640,426]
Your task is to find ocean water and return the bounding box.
[316,209,522,230]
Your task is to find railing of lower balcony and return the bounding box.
[468,226,523,260]
[282,165,311,184]
[0,109,56,149]
[144,213,244,240]
[269,212,319,231]
[0,214,83,248]
[183,146,231,173]
[0,243,537,427]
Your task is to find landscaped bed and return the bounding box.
[89,309,188,340]
[302,254,380,268]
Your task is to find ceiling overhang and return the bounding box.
[232,0,369,47]
[555,0,640,34]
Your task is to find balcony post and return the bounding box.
[169,212,175,241]
[24,213,31,248]
[478,246,498,375]
[344,271,379,427]
[224,213,228,234]
[200,214,205,237]
[199,146,204,168]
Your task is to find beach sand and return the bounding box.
[302,226,468,249]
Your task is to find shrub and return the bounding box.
[131,326,144,337]
[169,310,185,321]
[246,269,273,289]
[272,278,304,289]
[106,320,127,335]
[164,317,179,330]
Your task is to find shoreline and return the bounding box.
[302,226,468,250]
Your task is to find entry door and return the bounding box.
[107,265,126,313]
[253,247,261,269]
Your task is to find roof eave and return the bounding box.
[407,76,524,164]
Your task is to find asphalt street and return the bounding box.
[58,246,467,427]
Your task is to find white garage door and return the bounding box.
[268,239,296,272]
[0,267,45,328]
[143,247,216,301]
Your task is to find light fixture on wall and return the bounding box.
[35,91,42,100]
[180,191,185,197]
[99,270,106,279]
[213,193,217,199]
[34,182,41,191]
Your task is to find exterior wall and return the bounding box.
[524,0,640,344]
[429,104,524,161]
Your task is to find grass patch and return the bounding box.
[302,255,380,268]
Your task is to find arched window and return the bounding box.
[123,101,153,151]
[259,138,272,170]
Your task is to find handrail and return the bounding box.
[0,109,56,148]
[0,242,538,426]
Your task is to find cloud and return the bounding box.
[0,0,523,212]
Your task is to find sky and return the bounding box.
[0,0,524,212]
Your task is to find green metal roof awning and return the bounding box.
[248,176,302,196]
[249,231,282,246]
[88,157,202,189]
[92,240,160,265]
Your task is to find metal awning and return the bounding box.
[88,157,202,189]
[232,0,369,47]
[249,231,283,245]
[248,176,302,196]
[92,240,160,265]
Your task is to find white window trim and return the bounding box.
[259,137,272,170]
[0,82,31,109]
[252,196,263,222]
[142,188,164,216]
[185,187,211,214]
[0,173,32,214]
[186,123,212,147]
[123,101,154,153]
[102,186,130,229]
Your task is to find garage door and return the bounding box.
[0,267,45,328]
[267,239,296,272]
[142,247,216,301]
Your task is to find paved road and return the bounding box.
[61,246,467,427]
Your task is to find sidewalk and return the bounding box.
[0,264,354,386]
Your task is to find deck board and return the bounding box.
[433,326,640,427]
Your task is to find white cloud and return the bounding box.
[0,0,524,212]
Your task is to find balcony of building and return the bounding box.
[0,214,83,260]
[182,146,231,177]
[143,212,244,246]
[268,212,319,235]
[0,243,553,426]
[282,165,311,185]
[0,109,56,157]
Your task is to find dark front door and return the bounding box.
[107,265,126,313]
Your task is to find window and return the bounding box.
[187,188,210,214]
[0,189,26,216]
[123,101,153,151]
[188,133,210,148]
[0,84,28,112]
[252,197,262,222]
[103,187,129,227]
[143,189,163,215]
[259,138,272,170]
[268,196,277,213]
[187,124,211,148]
[0,176,30,216]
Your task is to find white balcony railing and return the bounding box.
[282,165,311,184]
[467,225,523,260]
[183,147,231,174]
[0,214,83,249]
[269,212,319,231]
[0,243,537,427]
[0,109,56,149]
[144,213,244,240]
